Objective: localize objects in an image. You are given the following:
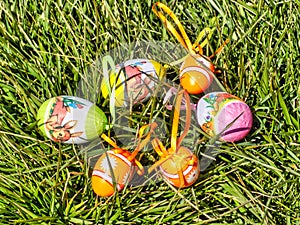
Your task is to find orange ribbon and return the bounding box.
[101,122,157,175]
[148,90,191,172]
[170,90,191,154]
[152,2,228,59]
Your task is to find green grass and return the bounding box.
[0,0,300,224]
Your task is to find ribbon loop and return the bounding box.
[152,2,194,53]
[101,133,119,149]
[100,123,158,174]
[163,87,197,111]
[152,2,215,56]
[170,90,191,154]
[153,2,229,60]
[176,91,191,147]
[129,122,158,160]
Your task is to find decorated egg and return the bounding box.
[159,146,200,188]
[101,59,165,107]
[196,92,253,142]
[92,123,157,197]
[149,90,200,188]
[37,96,107,144]
[91,149,136,197]
[180,54,214,94]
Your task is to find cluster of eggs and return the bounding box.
[37,59,164,144]
[37,55,253,197]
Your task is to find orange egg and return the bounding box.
[159,147,200,188]
[92,123,157,197]
[180,55,214,94]
[149,91,200,188]
[92,149,135,197]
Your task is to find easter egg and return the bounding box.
[159,147,200,188]
[180,54,214,94]
[37,96,107,144]
[101,59,165,107]
[196,92,253,142]
[91,149,135,197]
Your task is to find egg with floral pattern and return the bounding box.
[196,92,253,142]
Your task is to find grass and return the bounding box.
[0,0,300,224]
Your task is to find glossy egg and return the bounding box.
[37,96,107,144]
[196,92,253,142]
[180,54,214,94]
[159,147,200,188]
[101,59,165,107]
[92,149,136,197]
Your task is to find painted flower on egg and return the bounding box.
[196,92,253,142]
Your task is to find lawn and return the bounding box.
[0,0,299,224]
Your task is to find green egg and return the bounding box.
[37,96,108,144]
[85,104,107,140]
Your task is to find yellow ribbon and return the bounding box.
[129,122,158,160]
[152,2,214,56]
[148,90,192,172]
[170,90,191,154]
[152,2,228,59]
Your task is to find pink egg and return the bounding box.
[196,92,253,142]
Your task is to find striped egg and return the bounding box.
[101,59,165,107]
[180,54,214,94]
[196,92,253,142]
[149,90,200,188]
[159,147,200,188]
[37,96,107,144]
[92,149,136,197]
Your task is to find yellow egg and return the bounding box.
[101,59,165,107]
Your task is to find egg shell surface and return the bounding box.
[101,59,165,107]
[180,54,214,94]
[160,147,200,188]
[37,96,107,144]
[91,150,134,197]
[196,92,253,142]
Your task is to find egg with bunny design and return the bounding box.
[37,96,107,144]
